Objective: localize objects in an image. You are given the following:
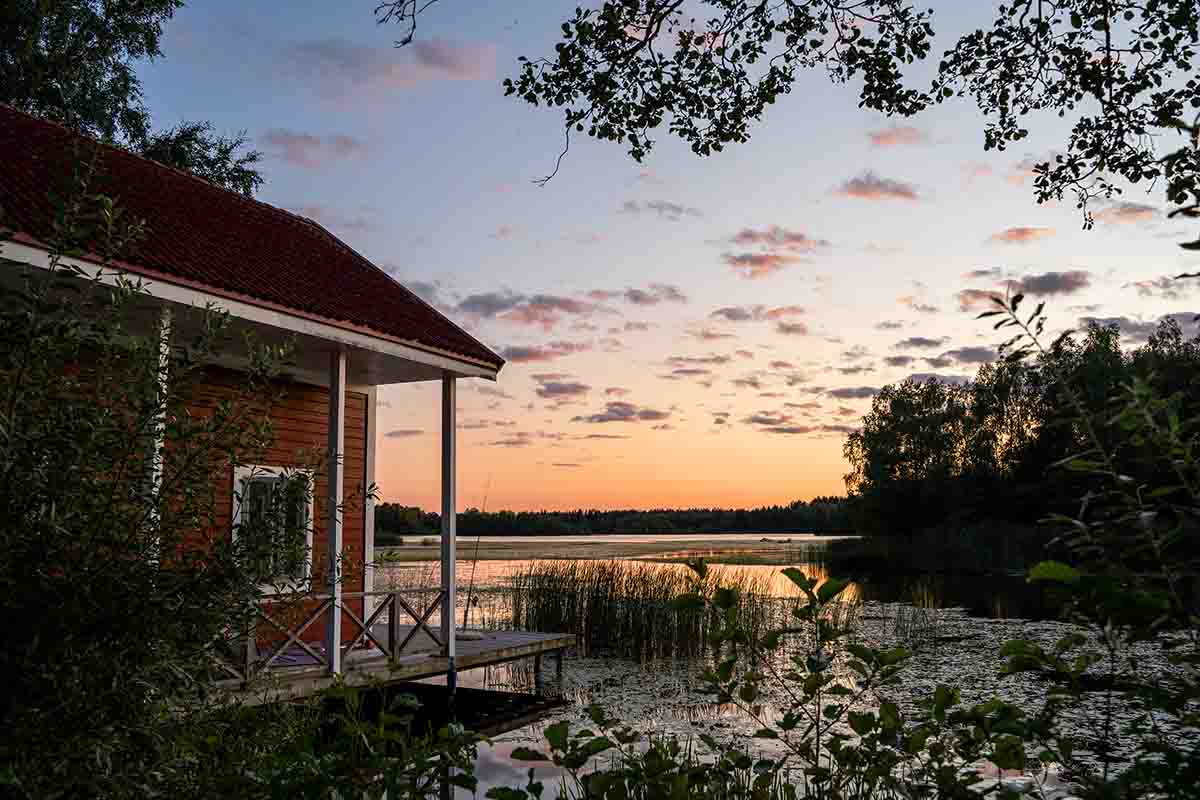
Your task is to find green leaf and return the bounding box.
[510,747,549,762]
[713,587,739,610]
[544,721,569,751]
[1027,560,1081,584]
[753,727,779,739]
[992,734,1026,770]
[673,593,705,612]
[780,567,814,593]
[816,577,850,603]
[685,558,708,579]
[486,788,529,800]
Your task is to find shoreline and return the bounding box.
[377,533,857,563]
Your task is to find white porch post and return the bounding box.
[440,375,457,673]
[325,350,347,675]
[363,386,378,620]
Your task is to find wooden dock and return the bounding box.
[218,625,574,706]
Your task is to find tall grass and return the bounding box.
[508,560,793,659]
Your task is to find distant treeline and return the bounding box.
[844,317,1200,542]
[375,497,852,543]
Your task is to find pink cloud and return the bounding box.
[835,171,919,202]
[956,289,1003,311]
[988,226,1056,244]
[283,37,495,97]
[774,321,810,336]
[731,227,830,252]
[499,341,591,363]
[1094,202,1157,226]
[262,129,368,168]
[898,295,939,314]
[722,252,801,279]
[868,126,928,147]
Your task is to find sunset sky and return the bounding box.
[140,1,1200,511]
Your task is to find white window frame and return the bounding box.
[231,464,315,594]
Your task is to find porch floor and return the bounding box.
[219,626,574,706]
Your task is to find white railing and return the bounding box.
[214,589,447,682]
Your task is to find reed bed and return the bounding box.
[507,560,794,660]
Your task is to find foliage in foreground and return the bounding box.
[0,157,471,799]
[489,298,1199,800]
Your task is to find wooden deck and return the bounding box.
[218,625,574,705]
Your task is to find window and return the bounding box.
[232,465,314,589]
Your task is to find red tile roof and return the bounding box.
[0,105,502,370]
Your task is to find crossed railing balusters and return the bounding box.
[215,589,448,682]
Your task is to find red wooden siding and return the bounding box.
[186,367,369,644]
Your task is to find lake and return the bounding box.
[372,533,1135,796]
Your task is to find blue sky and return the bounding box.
[138,1,1200,511]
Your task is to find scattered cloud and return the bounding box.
[454,291,611,330]
[490,224,518,240]
[1013,270,1092,296]
[620,199,702,221]
[262,129,368,168]
[730,227,830,253]
[722,252,802,279]
[774,321,810,336]
[956,289,1003,311]
[458,290,524,317]
[488,433,535,447]
[1094,201,1157,226]
[835,171,919,202]
[841,345,870,361]
[667,354,733,367]
[1126,276,1195,301]
[384,428,424,438]
[686,326,737,341]
[553,463,583,468]
[895,336,949,349]
[710,305,806,323]
[938,346,995,364]
[875,320,906,330]
[572,401,671,424]
[605,387,631,397]
[837,365,874,375]
[476,385,515,400]
[532,375,591,399]
[827,386,877,399]
[769,360,795,370]
[868,125,928,147]
[884,355,915,367]
[282,37,495,97]
[618,284,689,305]
[898,295,939,314]
[989,226,1056,244]
[499,341,591,363]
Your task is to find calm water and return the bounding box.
[371,534,1087,796]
